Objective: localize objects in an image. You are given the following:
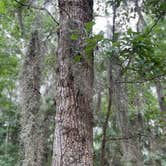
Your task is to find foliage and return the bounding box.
[0,0,166,165]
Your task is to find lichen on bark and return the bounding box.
[20,30,43,166]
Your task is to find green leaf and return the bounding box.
[70,34,79,40]
[85,21,95,33]
[93,34,103,41]
[74,55,82,62]
[0,1,6,14]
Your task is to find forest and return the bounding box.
[0,0,166,166]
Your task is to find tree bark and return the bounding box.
[52,0,94,165]
[155,80,166,112]
[20,30,43,166]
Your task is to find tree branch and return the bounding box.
[108,133,148,141]
[146,12,165,35]
[116,73,166,84]
[14,0,59,25]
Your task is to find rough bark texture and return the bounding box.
[20,31,43,166]
[52,0,94,165]
[36,111,49,166]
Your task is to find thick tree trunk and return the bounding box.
[52,0,94,166]
[20,30,43,166]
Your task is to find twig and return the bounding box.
[15,0,43,10]
[44,8,59,25]
[146,12,165,35]
[115,73,166,84]
[108,133,148,141]
[14,0,59,25]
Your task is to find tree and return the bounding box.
[52,0,94,165]
[20,30,43,166]
[155,80,166,112]
[0,0,166,165]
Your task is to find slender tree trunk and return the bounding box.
[113,77,143,166]
[52,0,94,165]
[110,56,143,166]
[100,93,112,166]
[155,80,166,112]
[100,5,117,165]
[96,90,102,114]
[20,30,43,166]
[149,80,166,165]
[17,7,25,37]
[100,62,113,166]
[106,3,143,165]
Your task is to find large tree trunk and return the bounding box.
[20,30,43,166]
[52,0,94,165]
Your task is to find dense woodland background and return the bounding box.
[0,0,166,165]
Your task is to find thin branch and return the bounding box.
[108,133,148,141]
[15,0,43,10]
[44,8,59,25]
[14,0,59,25]
[146,13,165,35]
[116,73,166,84]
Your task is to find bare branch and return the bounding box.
[146,13,165,35]
[116,73,166,84]
[108,133,148,141]
[14,0,59,25]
